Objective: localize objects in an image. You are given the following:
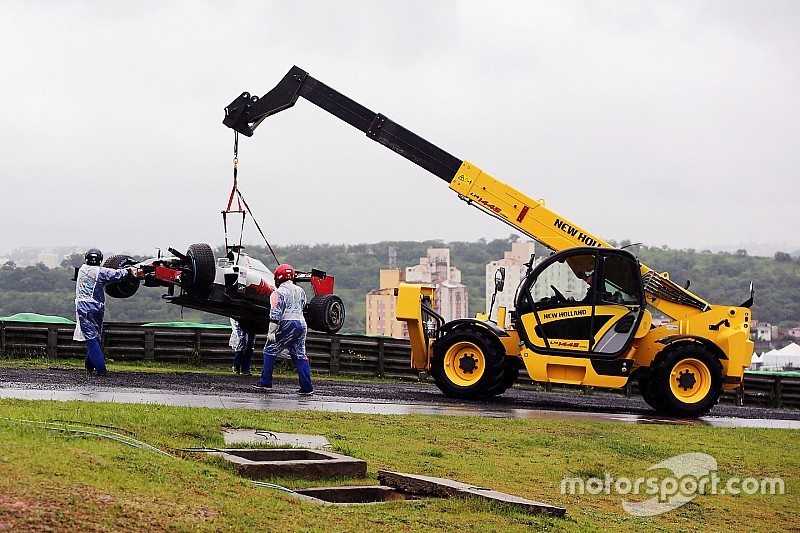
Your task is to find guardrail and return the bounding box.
[0,321,418,379]
[1,321,797,409]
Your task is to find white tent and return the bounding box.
[752,342,800,371]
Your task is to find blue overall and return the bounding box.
[258,280,313,392]
[74,264,128,373]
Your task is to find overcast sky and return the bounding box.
[1,0,797,259]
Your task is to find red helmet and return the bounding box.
[274,263,295,286]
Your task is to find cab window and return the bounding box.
[527,253,596,306]
[598,254,641,305]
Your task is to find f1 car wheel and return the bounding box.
[649,344,723,418]
[103,255,140,299]
[183,243,215,295]
[305,294,345,334]
[430,327,507,400]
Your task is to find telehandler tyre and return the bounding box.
[636,369,664,412]
[430,327,507,399]
[482,356,520,397]
[102,255,140,299]
[649,344,723,417]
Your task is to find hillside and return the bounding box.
[1,238,798,335]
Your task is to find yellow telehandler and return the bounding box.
[224,66,754,417]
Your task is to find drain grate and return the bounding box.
[293,485,421,505]
[216,448,367,480]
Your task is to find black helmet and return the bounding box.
[85,248,103,266]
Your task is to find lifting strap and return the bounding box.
[222,132,280,266]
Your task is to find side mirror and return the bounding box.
[740,281,755,309]
[494,267,506,293]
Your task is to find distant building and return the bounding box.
[752,322,773,342]
[5,246,84,268]
[405,248,461,284]
[36,250,59,269]
[366,248,468,338]
[405,248,468,324]
[485,241,536,325]
[365,270,408,338]
[485,241,596,325]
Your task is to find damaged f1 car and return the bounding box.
[101,243,345,334]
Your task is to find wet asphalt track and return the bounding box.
[1,367,798,428]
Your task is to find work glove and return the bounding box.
[266,321,279,344]
[127,266,141,278]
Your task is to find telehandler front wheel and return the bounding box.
[636,369,664,411]
[430,328,506,399]
[650,344,723,418]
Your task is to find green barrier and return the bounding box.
[141,322,231,329]
[745,370,800,378]
[0,313,75,324]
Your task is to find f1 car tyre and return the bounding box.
[103,255,140,299]
[183,243,215,295]
[305,294,345,334]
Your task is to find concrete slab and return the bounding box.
[218,448,367,480]
[377,470,565,517]
[221,428,330,449]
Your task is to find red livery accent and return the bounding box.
[155,265,182,283]
[251,279,275,296]
[311,275,335,295]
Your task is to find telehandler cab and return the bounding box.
[223,66,754,417]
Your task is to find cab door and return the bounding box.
[514,247,646,359]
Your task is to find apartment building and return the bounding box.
[485,241,587,325]
[366,248,468,338]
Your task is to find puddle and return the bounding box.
[1,388,798,429]
[222,428,330,448]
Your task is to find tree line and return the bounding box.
[1,238,798,334]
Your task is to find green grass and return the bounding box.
[0,399,796,531]
[0,355,410,384]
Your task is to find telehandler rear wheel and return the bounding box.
[650,344,722,418]
[430,328,506,399]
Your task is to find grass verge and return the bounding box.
[0,399,796,532]
[0,356,408,384]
